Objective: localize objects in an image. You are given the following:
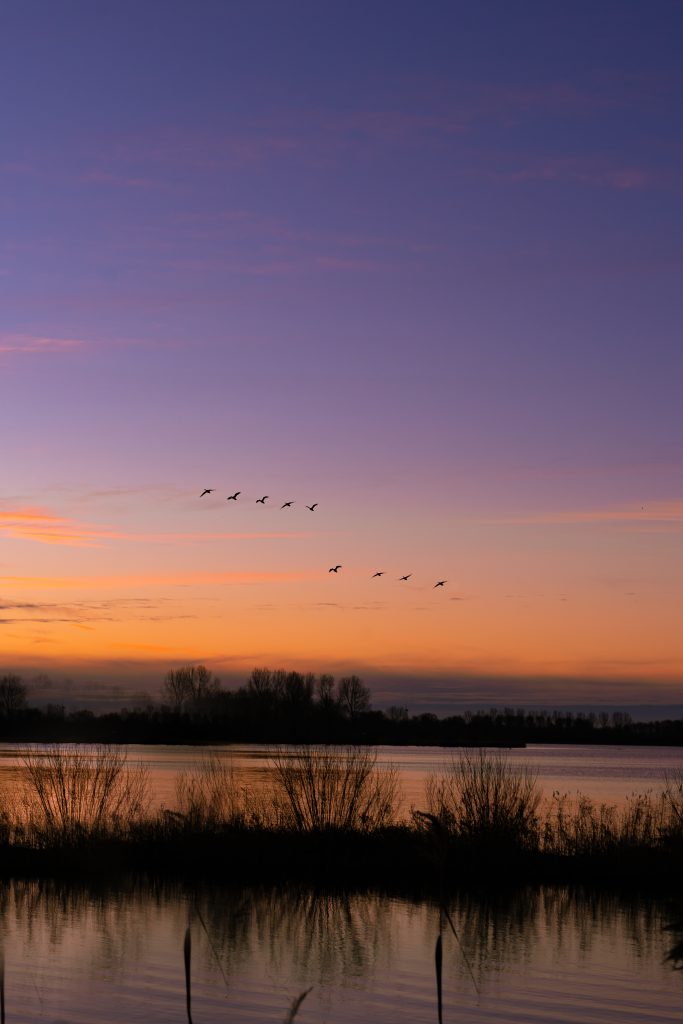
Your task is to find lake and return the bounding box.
[0,879,681,1023]
[1,743,682,1022]
[2,741,680,812]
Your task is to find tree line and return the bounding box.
[0,669,682,745]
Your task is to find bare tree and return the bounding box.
[163,665,218,712]
[247,667,273,698]
[0,674,27,716]
[337,675,371,719]
[317,673,336,708]
[283,671,314,707]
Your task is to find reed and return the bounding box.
[663,770,683,838]
[425,749,541,850]
[435,931,443,1024]
[270,746,400,831]
[184,926,193,1024]
[283,987,313,1023]
[541,788,680,857]
[174,754,251,830]
[17,744,149,846]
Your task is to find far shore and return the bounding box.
[2,668,681,747]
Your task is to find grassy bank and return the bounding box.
[1,745,682,892]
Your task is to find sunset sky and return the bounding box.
[2,1,682,713]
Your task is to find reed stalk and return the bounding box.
[270,746,399,832]
[18,744,149,845]
[426,749,541,850]
[174,754,249,830]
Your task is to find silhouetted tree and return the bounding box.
[337,675,371,719]
[317,674,336,708]
[247,668,273,699]
[0,674,27,716]
[388,705,409,722]
[163,665,218,712]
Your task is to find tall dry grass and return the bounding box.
[16,745,149,845]
[425,750,541,849]
[542,783,683,857]
[269,746,400,831]
[425,751,683,858]
[663,770,683,836]
[174,755,251,829]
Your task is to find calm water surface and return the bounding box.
[0,742,682,811]
[0,880,680,1023]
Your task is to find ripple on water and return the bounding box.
[1,882,681,1023]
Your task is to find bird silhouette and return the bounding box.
[306,503,318,511]
[256,496,269,504]
[281,501,294,509]
[329,565,342,573]
[227,491,241,501]
[199,489,214,497]
[434,580,446,588]
[399,574,412,581]
[372,572,384,578]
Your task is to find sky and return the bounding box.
[2,1,683,714]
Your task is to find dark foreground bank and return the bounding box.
[3,820,683,896]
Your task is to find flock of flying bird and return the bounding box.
[199,488,448,589]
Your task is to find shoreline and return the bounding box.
[2,823,682,895]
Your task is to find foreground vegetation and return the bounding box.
[1,744,683,893]
[2,667,683,746]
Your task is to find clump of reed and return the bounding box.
[542,783,683,857]
[269,746,400,831]
[13,744,149,846]
[424,750,541,851]
[173,754,253,831]
[424,752,683,863]
[662,770,683,840]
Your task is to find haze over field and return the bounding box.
[2,2,682,712]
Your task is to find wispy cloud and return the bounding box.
[0,503,317,547]
[80,170,165,189]
[488,156,657,190]
[489,500,683,530]
[0,569,314,589]
[0,507,106,547]
[0,333,85,356]
[0,596,199,626]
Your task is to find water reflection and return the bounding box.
[664,910,683,969]
[450,886,667,982]
[0,879,680,1023]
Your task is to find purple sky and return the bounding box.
[2,2,683,713]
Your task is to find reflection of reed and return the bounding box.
[665,912,683,969]
[446,885,668,985]
[0,875,676,1016]
[0,877,166,979]
[193,885,397,987]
